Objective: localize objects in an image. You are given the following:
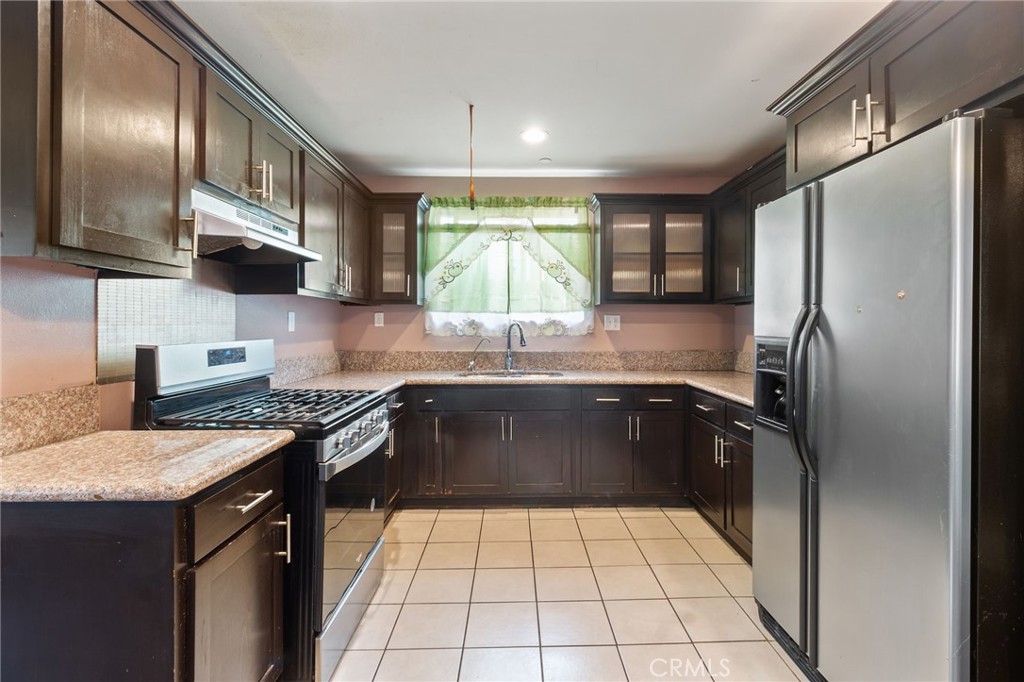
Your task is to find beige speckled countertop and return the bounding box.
[284,370,753,407]
[0,430,295,503]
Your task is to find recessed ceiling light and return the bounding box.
[520,128,549,144]
[539,157,552,164]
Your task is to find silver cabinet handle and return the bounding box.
[851,99,867,147]
[386,430,394,459]
[177,211,199,258]
[733,420,754,432]
[434,416,439,444]
[509,415,513,441]
[636,415,640,441]
[866,93,884,138]
[273,513,291,563]
[647,398,673,403]
[628,415,633,441]
[713,436,720,465]
[390,402,405,410]
[249,160,268,198]
[661,274,665,296]
[501,415,505,441]
[721,440,730,468]
[595,398,620,403]
[695,404,714,413]
[348,265,353,292]
[653,274,657,296]
[736,267,740,293]
[406,274,411,297]
[236,489,273,514]
[268,162,274,203]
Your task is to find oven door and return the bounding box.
[316,424,387,681]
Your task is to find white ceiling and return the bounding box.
[177,1,887,179]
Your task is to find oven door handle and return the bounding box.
[319,424,389,482]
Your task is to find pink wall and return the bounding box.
[734,304,754,353]
[1,258,96,398]
[361,175,730,197]
[335,303,736,352]
[236,293,348,358]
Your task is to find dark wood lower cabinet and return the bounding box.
[191,503,284,682]
[508,411,573,495]
[412,413,443,496]
[688,415,726,529]
[634,411,685,494]
[580,411,633,494]
[725,436,753,556]
[444,412,507,495]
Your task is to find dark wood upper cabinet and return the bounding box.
[343,185,371,302]
[712,149,786,304]
[370,194,430,304]
[775,1,1024,188]
[300,154,342,297]
[592,196,712,303]
[200,69,302,224]
[5,0,197,277]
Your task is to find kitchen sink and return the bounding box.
[456,369,564,378]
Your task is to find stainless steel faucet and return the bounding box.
[468,337,490,373]
[505,322,526,371]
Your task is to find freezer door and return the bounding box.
[754,189,807,339]
[812,118,974,682]
[752,425,806,649]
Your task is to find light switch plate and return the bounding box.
[287,311,296,332]
[373,312,385,327]
[604,314,621,331]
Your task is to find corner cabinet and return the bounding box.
[776,1,1024,189]
[370,194,430,304]
[592,195,711,303]
[200,69,301,224]
[1,0,196,278]
[712,149,786,303]
[687,390,754,559]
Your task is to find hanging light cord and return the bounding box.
[469,103,476,210]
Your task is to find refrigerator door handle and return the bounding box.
[794,304,821,478]
[786,305,810,476]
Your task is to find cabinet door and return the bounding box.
[581,411,633,494]
[660,207,711,301]
[745,164,786,297]
[687,417,726,528]
[603,205,658,301]
[56,0,194,272]
[300,156,342,296]
[786,61,870,189]
[714,193,747,301]
[385,424,402,511]
[633,411,684,494]
[191,504,284,682]
[202,69,259,201]
[371,201,420,303]
[725,437,753,557]
[413,414,443,497]
[443,413,508,496]
[869,1,1024,153]
[342,185,371,301]
[259,118,301,223]
[507,411,573,496]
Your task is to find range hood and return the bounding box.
[191,189,321,264]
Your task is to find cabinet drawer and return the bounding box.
[445,387,572,412]
[581,387,633,410]
[410,390,444,412]
[635,387,685,410]
[192,456,283,562]
[726,404,755,442]
[689,391,726,427]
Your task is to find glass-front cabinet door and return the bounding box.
[596,196,710,303]
[371,194,430,304]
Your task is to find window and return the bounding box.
[423,197,594,337]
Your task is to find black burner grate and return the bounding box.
[158,388,377,429]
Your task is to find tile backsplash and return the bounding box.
[96,261,236,382]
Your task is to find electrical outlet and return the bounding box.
[287,311,296,332]
[373,312,385,327]
[604,314,621,331]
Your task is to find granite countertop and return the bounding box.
[0,430,295,503]
[285,370,753,406]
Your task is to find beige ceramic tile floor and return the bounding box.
[333,507,808,682]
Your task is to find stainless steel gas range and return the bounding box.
[133,339,391,682]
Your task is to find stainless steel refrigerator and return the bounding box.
[752,112,1024,682]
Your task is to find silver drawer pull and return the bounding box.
[235,489,273,514]
[733,420,754,432]
[390,402,405,409]
[595,398,620,403]
[695,404,714,413]
[647,398,673,403]
[273,513,291,563]
[424,398,434,404]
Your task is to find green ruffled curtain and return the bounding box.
[424,197,594,337]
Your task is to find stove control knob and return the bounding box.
[340,431,355,448]
[361,421,373,434]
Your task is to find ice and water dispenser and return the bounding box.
[754,340,789,431]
